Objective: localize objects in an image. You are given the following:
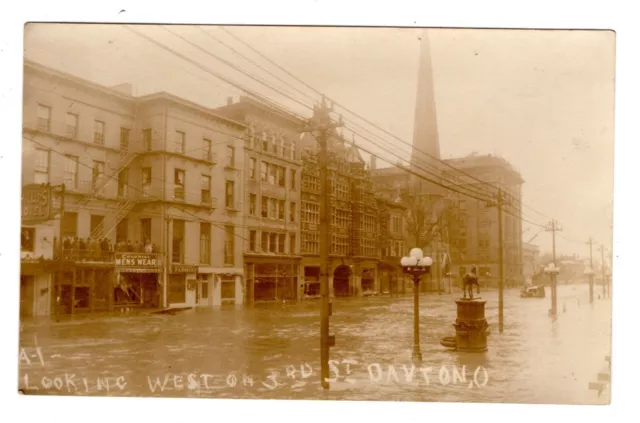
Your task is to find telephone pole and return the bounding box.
[545,219,562,316]
[599,245,607,297]
[587,237,594,303]
[303,96,342,390]
[487,188,508,333]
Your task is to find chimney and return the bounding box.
[370,155,377,170]
[227,96,234,106]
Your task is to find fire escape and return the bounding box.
[88,106,142,242]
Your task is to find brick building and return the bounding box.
[21,60,246,316]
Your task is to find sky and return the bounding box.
[23,24,615,261]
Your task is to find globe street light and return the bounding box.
[544,263,560,316]
[584,266,595,303]
[401,248,433,362]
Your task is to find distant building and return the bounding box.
[522,242,540,282]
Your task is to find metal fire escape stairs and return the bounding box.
[89,103,142,242]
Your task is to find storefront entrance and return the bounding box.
[20,276,35,318]
[115,272,159,308]
[333,265,351,297]
[253,263,298,302]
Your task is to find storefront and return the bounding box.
[20,260,54,318]
[114,253,162,310]
[245,257,300,303]
[168,264,198,308]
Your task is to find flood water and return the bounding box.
[18,283,611,404]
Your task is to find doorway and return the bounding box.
[20,276,35,318]
[333,265,351,297]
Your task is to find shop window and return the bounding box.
[220,276,236,300]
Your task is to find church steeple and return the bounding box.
[411,29,441,167]
[411,29,442,195]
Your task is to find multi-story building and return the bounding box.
[522,242,540,283]
[372,153,525,288]
[21,60,246,316]
[297,134,382,297]
[214,97,304,303]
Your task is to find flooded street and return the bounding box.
[18,283,611,404]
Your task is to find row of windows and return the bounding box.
[332,234,349,256]
[248,230,296,255]
[248,158,297,189]
[247,131,297,161]
[248,194,296,222]
[302,202,320,225]
[301,231,319,254]
[36,105,222,162]
[302,174,321,193]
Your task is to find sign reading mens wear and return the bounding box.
[115,253,161,273]
[22,184,52,225]
[171,265,198,274]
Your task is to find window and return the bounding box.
[249,194,257,215]
[269,198,277,219]
[268,164,276,185]
[90,215,104,237]
[262,132,269,151]
[302,174,320,192]
[143,129,152,151]
[62,212,78,238]
[203,138,212,161]
[290,169,296,190]
[175,131,186,154]
[249,158,257,179]
[142,167,152,197]
[200,222,211,264]
[289,234,296,254]
[224,225,235,265]
[92,161,104,189]
[21,227,35,252]
[277,166,285,187]
[280,137,286,156]
[201,277,209,299]
[261,196,268,218]
[226,146,235,168]
[301,231,319,253]
[269,233,277,253]
[93,120,105,145]
[261,161,268,182]
[116,218,128,243]
[174,169,185,201]
[201,175,211,205]
[37,105,51,132]
[225,181,235,208]
[140,218,152,244]
[65,113,78,139]
[34,149,49,184]
[249,230,257,252]
[278,233,286,254]
[120,127,131,150]
[291,143,296,160]
[478,238,491,249]
[260,231,268,252]
[220,275,236,300]
[391,215,403,234]
[302,202,320,224]
[117,168,129,198]
[278,199,285,220]
[172,219,185,263]
[289,202,296,222]
[331,234,350,256]
[63,155,78,189]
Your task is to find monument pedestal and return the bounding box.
[453,298,489,353]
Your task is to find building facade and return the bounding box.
[215,97,304,303]
[21,60,245,316]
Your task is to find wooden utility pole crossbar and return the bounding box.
[303,96,343,390]
[486,188,508,333]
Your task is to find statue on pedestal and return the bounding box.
[463,266,480,300]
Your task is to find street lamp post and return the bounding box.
[544,263,560,316]
[401,248,433,362]
[584,267,595,304]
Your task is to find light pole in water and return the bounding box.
[584,266,595,304]
[401,248,433,362]
[544,263,560,316]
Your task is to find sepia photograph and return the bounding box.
[17,23,614,406]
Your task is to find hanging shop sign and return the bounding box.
[22,184,53,225]
[171,264,198,274]
[115,253,161,273]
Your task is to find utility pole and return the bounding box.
[486,188,508,333]
[588,237,594,303]
[303,96,342,390]
[545,219,562,316]
[56,184,66,321]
